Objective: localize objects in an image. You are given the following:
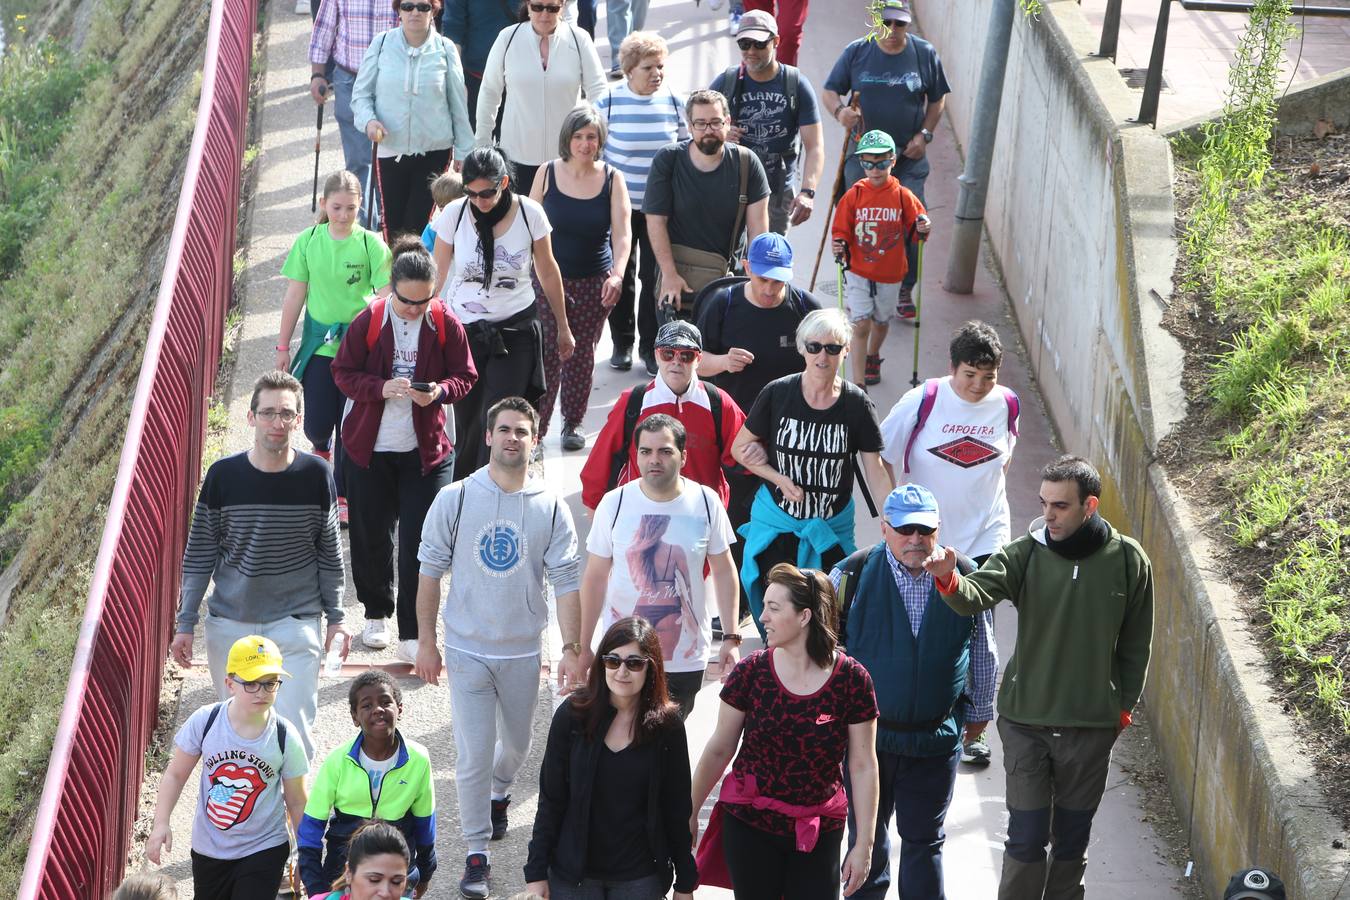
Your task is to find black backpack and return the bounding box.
[203,701,288,754]
[719,63,802,156]
[606,383,725,490]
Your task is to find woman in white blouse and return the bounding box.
[474,0,607,194]
[432,146,574,477]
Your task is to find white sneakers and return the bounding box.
[395,639,419,664]
[362,618,391,650]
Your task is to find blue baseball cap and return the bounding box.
[746,232,794,282]
[883,484,940,529]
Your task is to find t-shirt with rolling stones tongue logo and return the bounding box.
[175,699,308,860]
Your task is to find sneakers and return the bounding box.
[610,344,633,370]
[962,733,993,766]
[864,354,883,386]
[642,353,658,377]
[363,618,391,650]
[337,497,349,528]
[897,284,917,320]
[459,853,491,899]
[395,638,419,664]
[491,796,511,840]
[561,424,586,451]
[607,66,623,81]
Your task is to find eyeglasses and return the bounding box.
[399,2,432,10]
[254,408,299,423]
[736,38,770,50]
[600,654,650,672]
[529,2,562,11]
[893,523,936,536]
[464,185,502,200]
[803,341,844,356]
[393,288,433,306]
[656,347,698,363]
[690,119,727,132]
[858,158,894,170]
[232,677,282,693]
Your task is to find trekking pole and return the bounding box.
[362,138,377,228]
[310,86,326,213]
[910,238,925,388]
[809,95,860,291]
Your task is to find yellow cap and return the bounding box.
[226,635,290,682]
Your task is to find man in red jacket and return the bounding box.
[580,321,745,511]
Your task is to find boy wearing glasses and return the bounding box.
[828,485,996,900]
[831,129,930,387]
[173,370,348,762]
[147,635,310,900]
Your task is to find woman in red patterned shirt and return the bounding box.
[689,563,880,898]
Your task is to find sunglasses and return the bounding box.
[399,2,433,10]
[859,158,894,170]
[464,185,502,200]
[529,2,563,11]
[737,38,770,50]
[232,677,282,694]
[601,654,650,672]
[656,347,698,363]
[393,288,433,306]
[885,19,909,28]
[803,340,844,356]
[893,523,936,536]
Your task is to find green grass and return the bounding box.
[0,0,212,883]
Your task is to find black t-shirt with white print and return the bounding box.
[745,374,883,520]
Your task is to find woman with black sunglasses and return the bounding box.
[730,308,892,640]
[332,236,477,661]
[526,616,697,900]
[689,563,880,899]
[351,0,474,238]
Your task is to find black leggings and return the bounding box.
[722,811,843,900]
[452,319,543,479]
[376,147,451,239]
[191,842,289,900]
[609,209,656,355]
[301,353,346,493]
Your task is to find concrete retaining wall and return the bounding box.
[912,1,1350,896]
[1166,65,1350,140]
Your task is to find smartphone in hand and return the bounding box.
[410,381,434,392]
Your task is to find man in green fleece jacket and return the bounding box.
[922,455,1153,900]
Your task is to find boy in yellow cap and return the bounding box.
[146,635,309,900]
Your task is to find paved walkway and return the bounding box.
[1080,0,1350,128]
[151,0,1197,896]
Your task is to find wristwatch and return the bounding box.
[921,128,934,143]
[800,188,816,199]
[722,633,744,645]
[561,641,583,655]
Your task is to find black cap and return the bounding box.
[655,320,702,350]
[1224,869,1286,900]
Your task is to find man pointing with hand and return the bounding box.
[923,455,1153,900]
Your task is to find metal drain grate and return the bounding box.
[1118,67,1167,90]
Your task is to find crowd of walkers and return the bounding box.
[134,1,1171,900]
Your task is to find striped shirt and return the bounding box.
[309,0,398,73]
[594,82,687,207]
[831,545,997,721]
[177,451,346,631]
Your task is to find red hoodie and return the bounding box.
[579,375,745,510]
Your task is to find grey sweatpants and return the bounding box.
[446,647,543,853]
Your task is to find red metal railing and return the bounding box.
[17,0,256,893]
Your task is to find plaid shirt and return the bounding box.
[832,546,998,722]
[310,0,399,72]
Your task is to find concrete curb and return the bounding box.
[1163,65,1350,141]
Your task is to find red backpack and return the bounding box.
[364,296,448,350]
[902,378,1020,474]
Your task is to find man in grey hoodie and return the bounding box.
[414,396,583,900]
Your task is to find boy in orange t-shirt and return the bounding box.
[831,130,930,387]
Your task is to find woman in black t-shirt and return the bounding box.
[525,617,697,899]
[730,308,892,636]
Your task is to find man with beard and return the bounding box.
[710,11,824,235]
[924,456,1154,900]
[579,414,740,719]
[643,89,770,319]
[414,396,582,900]
[173,370,348,764]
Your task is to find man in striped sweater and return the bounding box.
[172,370,349,761]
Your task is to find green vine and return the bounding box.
[1184,0,1297,298]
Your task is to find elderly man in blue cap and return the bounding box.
[829,483,998,900]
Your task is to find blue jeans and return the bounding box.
[843,151,928,290]
[845,747,960,899]
[605,0,651,70]
[329,65,372,218]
